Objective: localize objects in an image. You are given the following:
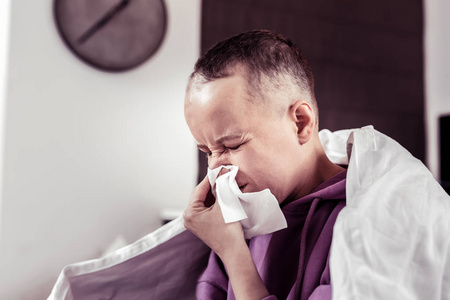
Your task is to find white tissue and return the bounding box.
[207,165,287,239]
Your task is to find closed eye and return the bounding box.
[227,144,241,151]
[206,147,232,158]
[227,140,248,151]
[199,142,245,159]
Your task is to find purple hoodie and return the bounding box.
[196,170,347,300]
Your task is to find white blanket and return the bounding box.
[321,126,450,300]
[49,126,450,299]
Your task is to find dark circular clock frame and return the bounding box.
[53,0,167,72]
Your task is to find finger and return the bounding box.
[190,176,212,206]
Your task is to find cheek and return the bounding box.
[235,148,277,180]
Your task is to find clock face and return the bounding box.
[54,0,167,72]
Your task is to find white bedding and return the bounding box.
[49,126,450,299]
[321,126,450,299]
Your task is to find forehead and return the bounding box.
[185,74,260,119]
[184,74,271,143]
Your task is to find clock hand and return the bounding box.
[77,0,131,45]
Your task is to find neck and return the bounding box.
[312,136,345,187]
[282,138,345,206]
[317,151,345,182]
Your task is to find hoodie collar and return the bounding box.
[282,169,347,212]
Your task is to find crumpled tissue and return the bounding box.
[207,165,287,239]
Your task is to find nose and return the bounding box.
[217,167,230,177]
[208,153,230,170]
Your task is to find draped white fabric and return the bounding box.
[49,126,450,299]
[322,126,450,300]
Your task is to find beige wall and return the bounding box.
[0,0,201,299]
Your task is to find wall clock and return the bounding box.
[54,0,167,72]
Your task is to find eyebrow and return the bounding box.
[197,134,243,149]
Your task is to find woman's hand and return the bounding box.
[183,175,245,259]
[183,175,271,300]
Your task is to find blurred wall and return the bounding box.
[0,1,200,299]
[424,0,450,179]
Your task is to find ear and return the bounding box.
[289,100,315,145]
